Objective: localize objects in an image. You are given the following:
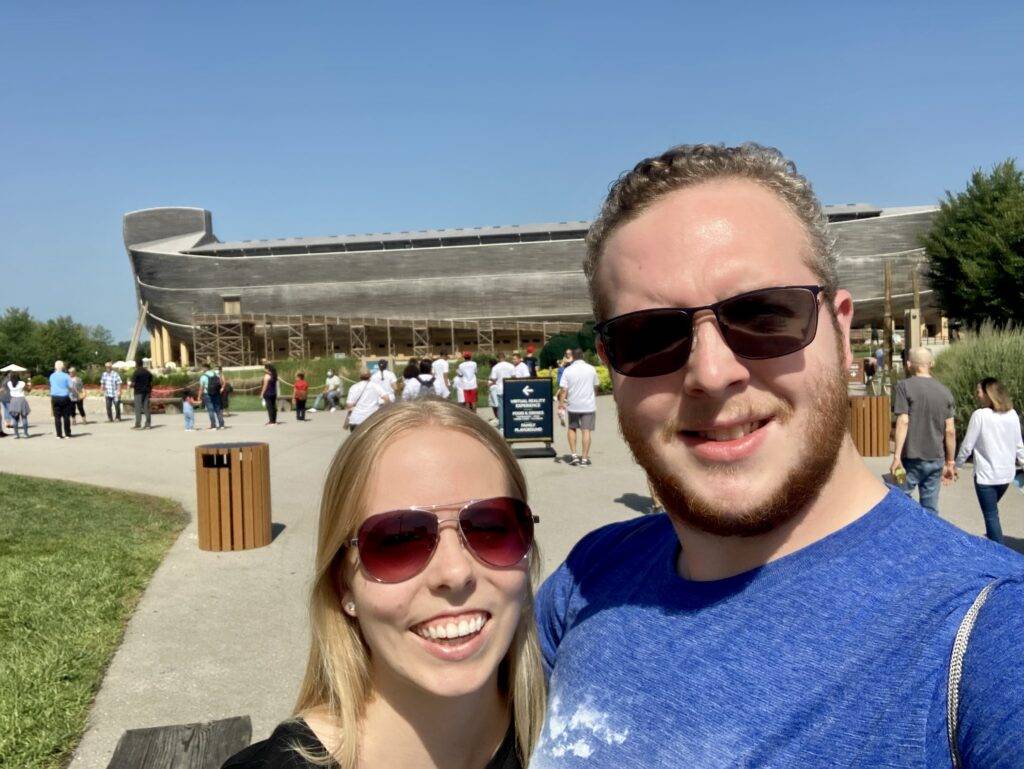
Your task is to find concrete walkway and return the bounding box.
[3,395,1022,768]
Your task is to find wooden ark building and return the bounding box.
[123,204,939,367]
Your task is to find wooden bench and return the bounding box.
[105,715,251,769]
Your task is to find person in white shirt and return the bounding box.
[370,359,398,402]
[412,359,446,398]
[345,371,388,432]
[488,352,516,429]
[511,352,531,379]
[431,353,451,399]
[321,370,343,412]
[954,377,1024,543]
[455,351,478,412]
[558,348,601,467]
[400,360,421,401]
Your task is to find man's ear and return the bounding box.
[831,289,855,371]
[596,337,609,366]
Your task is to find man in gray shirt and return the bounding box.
[891,347,956,514]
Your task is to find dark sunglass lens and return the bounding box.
[460,498,533,568]
[718,288,818,359]
[358,511,438,582]
[602,310,693,377]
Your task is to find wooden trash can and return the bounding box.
[195,442,272,551]
[847,395,891,457]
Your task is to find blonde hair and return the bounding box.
[292,399,545,767]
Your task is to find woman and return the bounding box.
[68,366,87,425]
[400,360,421,401]
[955,377,1024,543]
[223,399,545,768]
[7,373,31,438]
[416,358,445,398]
[260,364,279,425]
[344,370,387,432]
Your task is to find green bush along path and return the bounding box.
[0,474,187,769]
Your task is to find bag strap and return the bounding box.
[947,578,1000,768]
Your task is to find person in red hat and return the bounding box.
[524,344,539,377]
[455,351,478,411]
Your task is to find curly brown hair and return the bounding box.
[584,142,839,321]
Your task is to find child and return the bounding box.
[183,387,198,431]
[293,371,309,421]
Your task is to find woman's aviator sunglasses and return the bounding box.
[595,285,826,378]
[345,497,538,583]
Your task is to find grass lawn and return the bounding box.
[0,473,188,769]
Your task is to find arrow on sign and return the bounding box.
[522,386,533,396]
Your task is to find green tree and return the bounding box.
[922,159,1024,328]
[0,307,43,371]
[38,315,91,368]
[539,322,598,369]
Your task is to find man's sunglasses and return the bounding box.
[345,497,538,583]
[595,285,825,378]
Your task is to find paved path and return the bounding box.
[3,395,1022,768]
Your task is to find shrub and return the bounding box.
[932,325,1024,442]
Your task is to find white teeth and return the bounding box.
[698,421,763,441]
[415,613,488,640]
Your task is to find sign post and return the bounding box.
[501,377,556,458]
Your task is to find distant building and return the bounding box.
[124,204,938,366]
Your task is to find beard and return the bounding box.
[619,361,850,538]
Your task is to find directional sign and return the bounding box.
[501,377,553,444]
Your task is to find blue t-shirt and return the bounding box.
[49,371,72,397]
[533,490,1024,768]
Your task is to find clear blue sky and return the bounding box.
[2,1,1021,339]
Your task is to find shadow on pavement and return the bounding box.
[615,492,660,515]
[271,522,286,542]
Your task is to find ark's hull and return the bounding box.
[124,207,938,336]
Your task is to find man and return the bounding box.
[100,362,123,421]
[487,352,515,429]
[891,347,956,515]
[557,348,599,467]
[524,344,539,377]
[455,351,478,412]
[511,352,531,379]
[199,362,225,430]
[130,359,153,429]
[532,144,1024,767]
[370,359,398,402]
[49,360,73,439]
[218,365,233,415]
[431,352,452,399]
[323,369,343,412]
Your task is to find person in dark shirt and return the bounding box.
[130,360,153,429]
[223,399,544,769]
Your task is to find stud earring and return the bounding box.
[344,602,356,615]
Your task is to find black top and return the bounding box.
[132,368,153,394]
[221,719,521,769]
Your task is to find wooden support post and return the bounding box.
[162,326,173,366]
[386,319,392,358]
[883,260,893,374]
[180,342,190,368]
[450,321,456,354]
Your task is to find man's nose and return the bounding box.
[681,314,750,398]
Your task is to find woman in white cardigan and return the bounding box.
[955,377,1024,543]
